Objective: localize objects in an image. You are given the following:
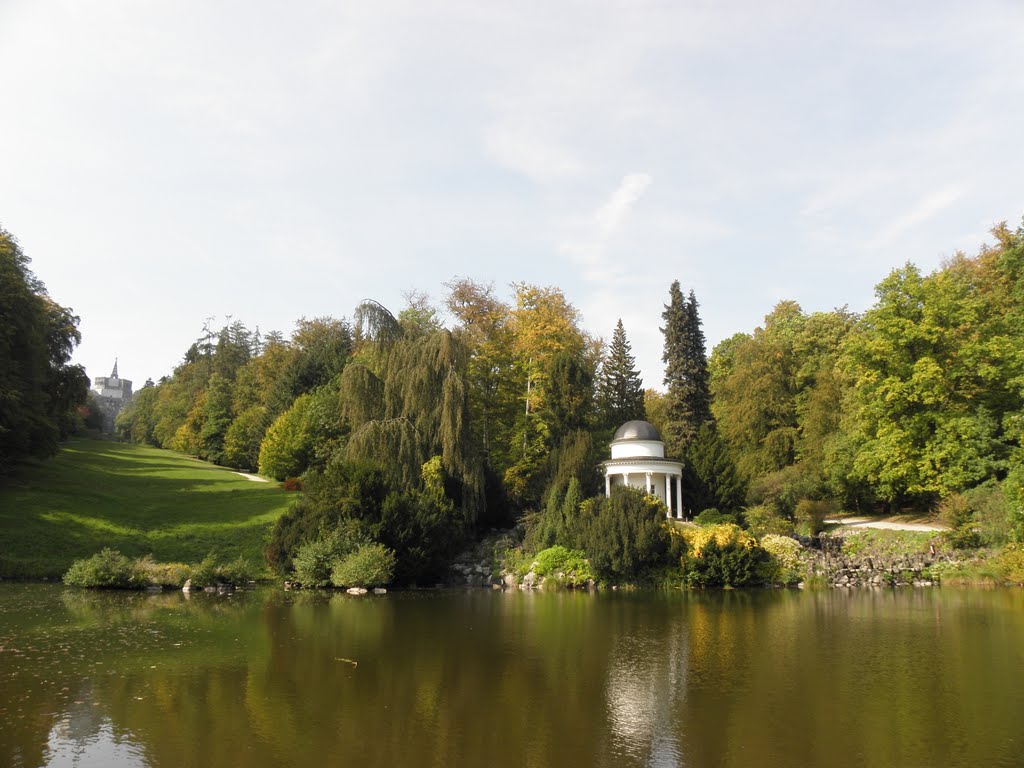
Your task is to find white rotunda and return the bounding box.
[602,420,684,519]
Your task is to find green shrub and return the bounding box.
[532,545,593,586]
[795,499,831,536]
[501,547,534,579]
[292,533,351,587]
[693,508,738,526]
[943,525,982,550]
[993,543,1024,584]
[940,493,973,530]
[216,555,258,586]
[744,503,794,538]
[962,482,1013,545]
[137,557,191,588]
[189,553,222,587]
[331,543,396,588]
[579,487,671,582]
[63,549,148,589]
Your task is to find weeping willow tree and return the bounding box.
[341,300,484,523]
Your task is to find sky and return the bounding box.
[2,0,1023,389]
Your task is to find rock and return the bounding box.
[491,583,502,590]
[521,572,536,589]
[373,587,387,594]
[182,579,193,593]
[204,586,217,593]
[146,585,163,593]
[503,573,517,588]
[347,587,368,595]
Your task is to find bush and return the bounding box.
[330,543,396,588]
[579,487,671,582]
[64,549,148,589]
[760,534,805,585]
[693,508,738,526]
[216,555,258,586]
[940,493,973,530]
[188,553,222,587]
[963,482,1013,545]
[795,499,831,536]
[743,503,794,538]
[674,523,769,588]
[943,525,982,550]
[283,477,304,491]
[993,544,1024,584]
[532,545,593,586]
[137,557,191,588]
[292,532,353,587]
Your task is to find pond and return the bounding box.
[0,585,1021,767]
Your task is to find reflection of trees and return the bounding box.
[4,586,1024,767]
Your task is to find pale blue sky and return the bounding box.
[2,0,1022,389]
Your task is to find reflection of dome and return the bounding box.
[612,420,661,442]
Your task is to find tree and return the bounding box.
[342,299,484,524]
[0,228,88,472]
[597,319,645,429]
[545,351,594,442]
[661,282,713,459]
[839,252,1021,505]
[444,278,519,475]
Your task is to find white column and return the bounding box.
[605,472,611,497]
[645,472,652,494]
[624,472,630,489]
[665,475,672,518]
[675,474,683,519]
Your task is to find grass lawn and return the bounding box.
[0,440,294,579]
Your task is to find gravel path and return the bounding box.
[233,472,270,483]
[824,516,947,532]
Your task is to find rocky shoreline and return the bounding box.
[448,530,956,590]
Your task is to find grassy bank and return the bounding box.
[0,440,293,579]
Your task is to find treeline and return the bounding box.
[116,282,650,581]
[702,220,1024,544]
[0,227,90,473]
[115,218,1024,581]
[118,283,649,506]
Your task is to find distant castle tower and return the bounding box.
[91,359,133,432]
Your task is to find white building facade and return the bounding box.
[602,420,685,519]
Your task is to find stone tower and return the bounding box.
[91,359,133,432]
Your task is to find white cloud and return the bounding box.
[559,173,653,281]
[869,184,966,249]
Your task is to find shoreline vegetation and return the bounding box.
[4,221,1024,592]
[3,438,1018,592]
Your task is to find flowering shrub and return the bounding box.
[674,523,768,588]
[761,534,805,585]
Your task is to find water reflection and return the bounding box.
[1,586,1023,768]
[605,608,686,767]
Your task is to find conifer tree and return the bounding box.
[661,282,714,458]
[597,319,645,429]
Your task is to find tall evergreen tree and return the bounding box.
[661,281,713,457]
[597,319,645,429]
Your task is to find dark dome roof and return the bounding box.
[612,420,661,441]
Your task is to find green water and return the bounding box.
[0,585,1021,767]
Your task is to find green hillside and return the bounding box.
[0,440,292,578]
